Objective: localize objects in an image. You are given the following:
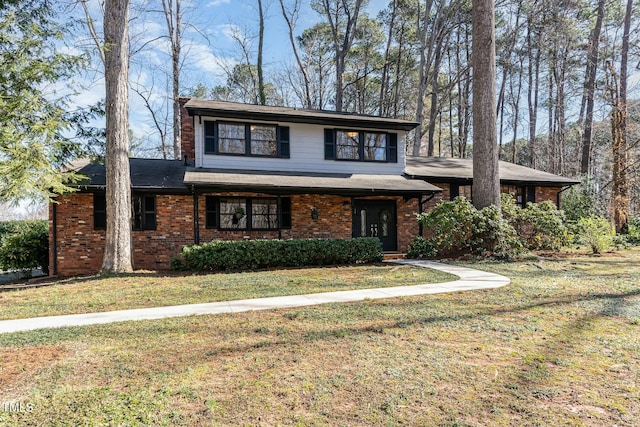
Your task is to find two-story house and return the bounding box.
[49,99,442,276]
[49,99,578,277]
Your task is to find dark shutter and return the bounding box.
[278,126,290,158]
[205,196,218,228]
[93,193,106,229]
[450,184,459,200]
[204,121,216,154]
[387,133,398,163]
[144,196,156,230]
[324,129,335,160]
[280,197,292,228]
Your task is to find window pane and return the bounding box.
[364,133,387,161]
[132,196,143,230]
[252,199,278,229]
[250,125,277,156]
[218,123,246,154]
[336,131,360,160]
[219,199,247,229]
[360,209,367,237]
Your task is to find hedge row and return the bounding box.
[173,237,383,272]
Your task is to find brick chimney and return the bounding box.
[179,97,195,161]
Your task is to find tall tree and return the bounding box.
[580,0,606,176]
[312,0,366,111]
[0,0,84,202]
[161,0,182,159]
[471,0,500,209]
[609,0,633,233]
[279,0,313,108]
[101,0,133,273]
[257,0,266,105]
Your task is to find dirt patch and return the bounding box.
[0,345,68,392]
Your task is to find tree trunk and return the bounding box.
[257,0,266,105]
[471,0,500,209]
[580,0,605,175]
[610,0,632,233]
[102,0,133,273]
[526,17,540,169]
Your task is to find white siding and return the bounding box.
[194,118,406,175]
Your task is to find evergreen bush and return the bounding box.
[0,220,49,276]
[174,237,383,272]
[577,215,614,254]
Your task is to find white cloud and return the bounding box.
[208,0,230,7]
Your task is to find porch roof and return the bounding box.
[405,156,580,186]
[184,167,441,196]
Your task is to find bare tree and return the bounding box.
[161,0,182,159]
[279,0,313,108]
[471,0,500,209]
[312,0,366,112]
[580,0,606,176]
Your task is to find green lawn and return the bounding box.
[0,264,456,320]
[1,249,639,426]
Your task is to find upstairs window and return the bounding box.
[218,123,246,154]
[325,129,397,163]
[204,121,289,158]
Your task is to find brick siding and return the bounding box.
[51,192,424,276]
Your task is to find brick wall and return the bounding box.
[51,190,446,277]
[52,193,194,277]
[197,193,420,252]
[179,97,195,161]
[50,193,104,277]
[536,186,561,206]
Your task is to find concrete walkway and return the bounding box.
[0,260,510,334]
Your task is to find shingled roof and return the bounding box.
[405,156,580,186]
[184,167,441,196]
[72,158,189,192]
[183,99,420,132]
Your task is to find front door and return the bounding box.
[352,200,397,251]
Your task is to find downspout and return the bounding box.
[192,185,200,245]
[556,185,574,209]
[277,196,282,240]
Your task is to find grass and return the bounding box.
[0,248,639,425]
[0,264,456,320]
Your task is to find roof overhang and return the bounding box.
[184,167,441,197]
[184,99,420,132]
[405,156,581,187]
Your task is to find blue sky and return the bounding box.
[62,0,388,154]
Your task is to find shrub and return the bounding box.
[501,194,572,251]
[406,236,436,258]
[415,197,522,260]
[416,197,476,256]
[473,204,522,259]
[628,215,640,245]
[576,215,614,254]
[562,183,602,222]
[0,220,49,276]
[175,237,383,272]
